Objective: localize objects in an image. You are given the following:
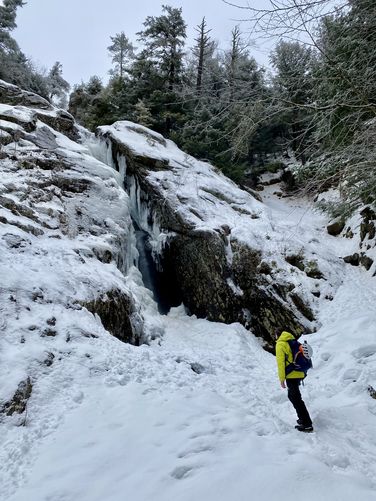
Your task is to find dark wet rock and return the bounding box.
[164,230,234,322]
[82,289,142,345]
[285,254,324,279]
[35,156,65,171]
[360,254,374,271]
[360,207,376,221]
[360,220,376,242]
[231,241,308,344]
[280,169,296,191]
[343,253,360,266]
[1,377,32,416]
[285,253,305,271]
[327,220,345,236]
[32,289,44,302]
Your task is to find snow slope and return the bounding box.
[2,185,376,501]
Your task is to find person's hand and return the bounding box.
[280,380,286,389]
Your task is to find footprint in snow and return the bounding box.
[177,444,214,459]
[352,345,376,359]
[170,464,199,480]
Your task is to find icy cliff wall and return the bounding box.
[96,121,334,344]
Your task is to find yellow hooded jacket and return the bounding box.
[276,331,305,381]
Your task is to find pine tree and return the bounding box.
[69,76,115,129]
[193,17,212,95]
[270,41,315,160]
[227,26,243,102]
[137,5,186,91]
[0,0,50,97]
[47,61,70,104]
[0,0,25,52]
[133,99,154,128]
[107,32,135,80]
[136,5,187,134]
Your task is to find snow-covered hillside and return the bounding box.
[1,81,376,501]
[2,194,376,501]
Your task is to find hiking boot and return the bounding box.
[295,424,314,433]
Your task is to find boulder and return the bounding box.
[343,253,360,266]
[327,219,345,236]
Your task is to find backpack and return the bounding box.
[285,339,313,377]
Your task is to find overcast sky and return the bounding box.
[14,0,273,86]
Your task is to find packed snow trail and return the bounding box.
[3,302,376,501]
[2,189,376,501]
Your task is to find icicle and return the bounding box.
[225,234,233,266]
[117,154,127,186]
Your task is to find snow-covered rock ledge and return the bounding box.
[96,121,336,344]
[0,81,144,419]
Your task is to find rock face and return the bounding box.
[97,121,325,346]
[83,289,142,345]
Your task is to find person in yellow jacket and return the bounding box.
[275,328,313,432]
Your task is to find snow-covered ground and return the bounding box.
[2,184,376,501]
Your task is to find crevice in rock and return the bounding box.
[134,221,183,314]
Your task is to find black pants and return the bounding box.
[286,379,312,426]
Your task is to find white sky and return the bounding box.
[13,0,273,86]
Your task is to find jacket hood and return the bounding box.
[276,331,295,343]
